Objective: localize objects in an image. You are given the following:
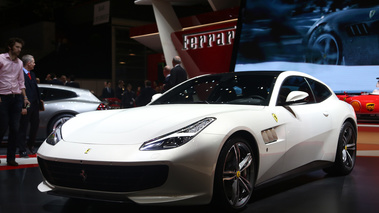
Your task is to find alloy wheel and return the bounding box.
[311,33,340,65]
[222,142,253,208]
[341,124,356,170]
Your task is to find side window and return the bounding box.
[39,88,45,101]
[39,88,77,101]
[213,76,272,105]
[306,78,332,103]
[277,76,315,106]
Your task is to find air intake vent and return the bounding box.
[261,128,278,144]
[347,23,369,36]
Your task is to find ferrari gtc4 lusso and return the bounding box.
[37,71,357,211]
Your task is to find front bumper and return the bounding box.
[36,133,225,205]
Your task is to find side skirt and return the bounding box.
[255,160,333,189]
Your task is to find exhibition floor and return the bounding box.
[1,123,378,213]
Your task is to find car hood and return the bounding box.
[61,104,264,145]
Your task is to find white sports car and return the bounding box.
[37,71,357,211]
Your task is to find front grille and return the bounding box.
[38,157,169,192]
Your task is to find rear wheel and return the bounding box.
[213,137,255,211]
[324,122,357,176]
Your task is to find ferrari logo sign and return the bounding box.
[272,113,278,122]
[366,103,375,111]
[182,27,236,50]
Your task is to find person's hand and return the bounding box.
[24,99,30,107]
[21,108,27,115]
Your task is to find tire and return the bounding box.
[306,30,342,65]
[323,122,357,176]
[47,114,74,135]
[213,137,255,211]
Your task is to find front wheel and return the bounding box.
[306,31,342,65]
[324,122,357,176]
[47,114,75,135]
[213,137,255,211]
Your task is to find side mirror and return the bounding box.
[150,93,163,103]
[286,91,309,103]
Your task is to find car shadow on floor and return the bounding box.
[55,171,330,213]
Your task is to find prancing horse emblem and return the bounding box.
[80,169,87,182]
[272,113,278,122]
[369,10,376,19]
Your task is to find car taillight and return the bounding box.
[97,103,108,110]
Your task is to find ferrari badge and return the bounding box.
[366,103,375,111]
[369,10,376,19]
[272,113,278,122]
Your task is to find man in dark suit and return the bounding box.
[169,56,187,88]
[162,65,171,92]
[66,75,80,88]
[136,80,156,106]
[47,73,64,85]
[101,81,115,99]
[18,54,41,156]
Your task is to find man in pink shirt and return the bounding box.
[0,37,30,166]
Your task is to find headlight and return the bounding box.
[140,117,216,151]
[46,125,63,145]
[350,100,361,112]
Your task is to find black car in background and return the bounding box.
[305,4,379,65]
[238,0,379,66]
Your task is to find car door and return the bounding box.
[276,76,333,172]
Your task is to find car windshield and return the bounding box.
[151,72,278,106]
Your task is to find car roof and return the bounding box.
[38,84,101,102]
[38,84,90,92]
[197,70,312,79]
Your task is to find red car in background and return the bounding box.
[103,97,121,109]
[338,78,379,122]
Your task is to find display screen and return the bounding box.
[233,0,379,93]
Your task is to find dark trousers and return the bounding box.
[18,100,40,153]
[0,94,22,161]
